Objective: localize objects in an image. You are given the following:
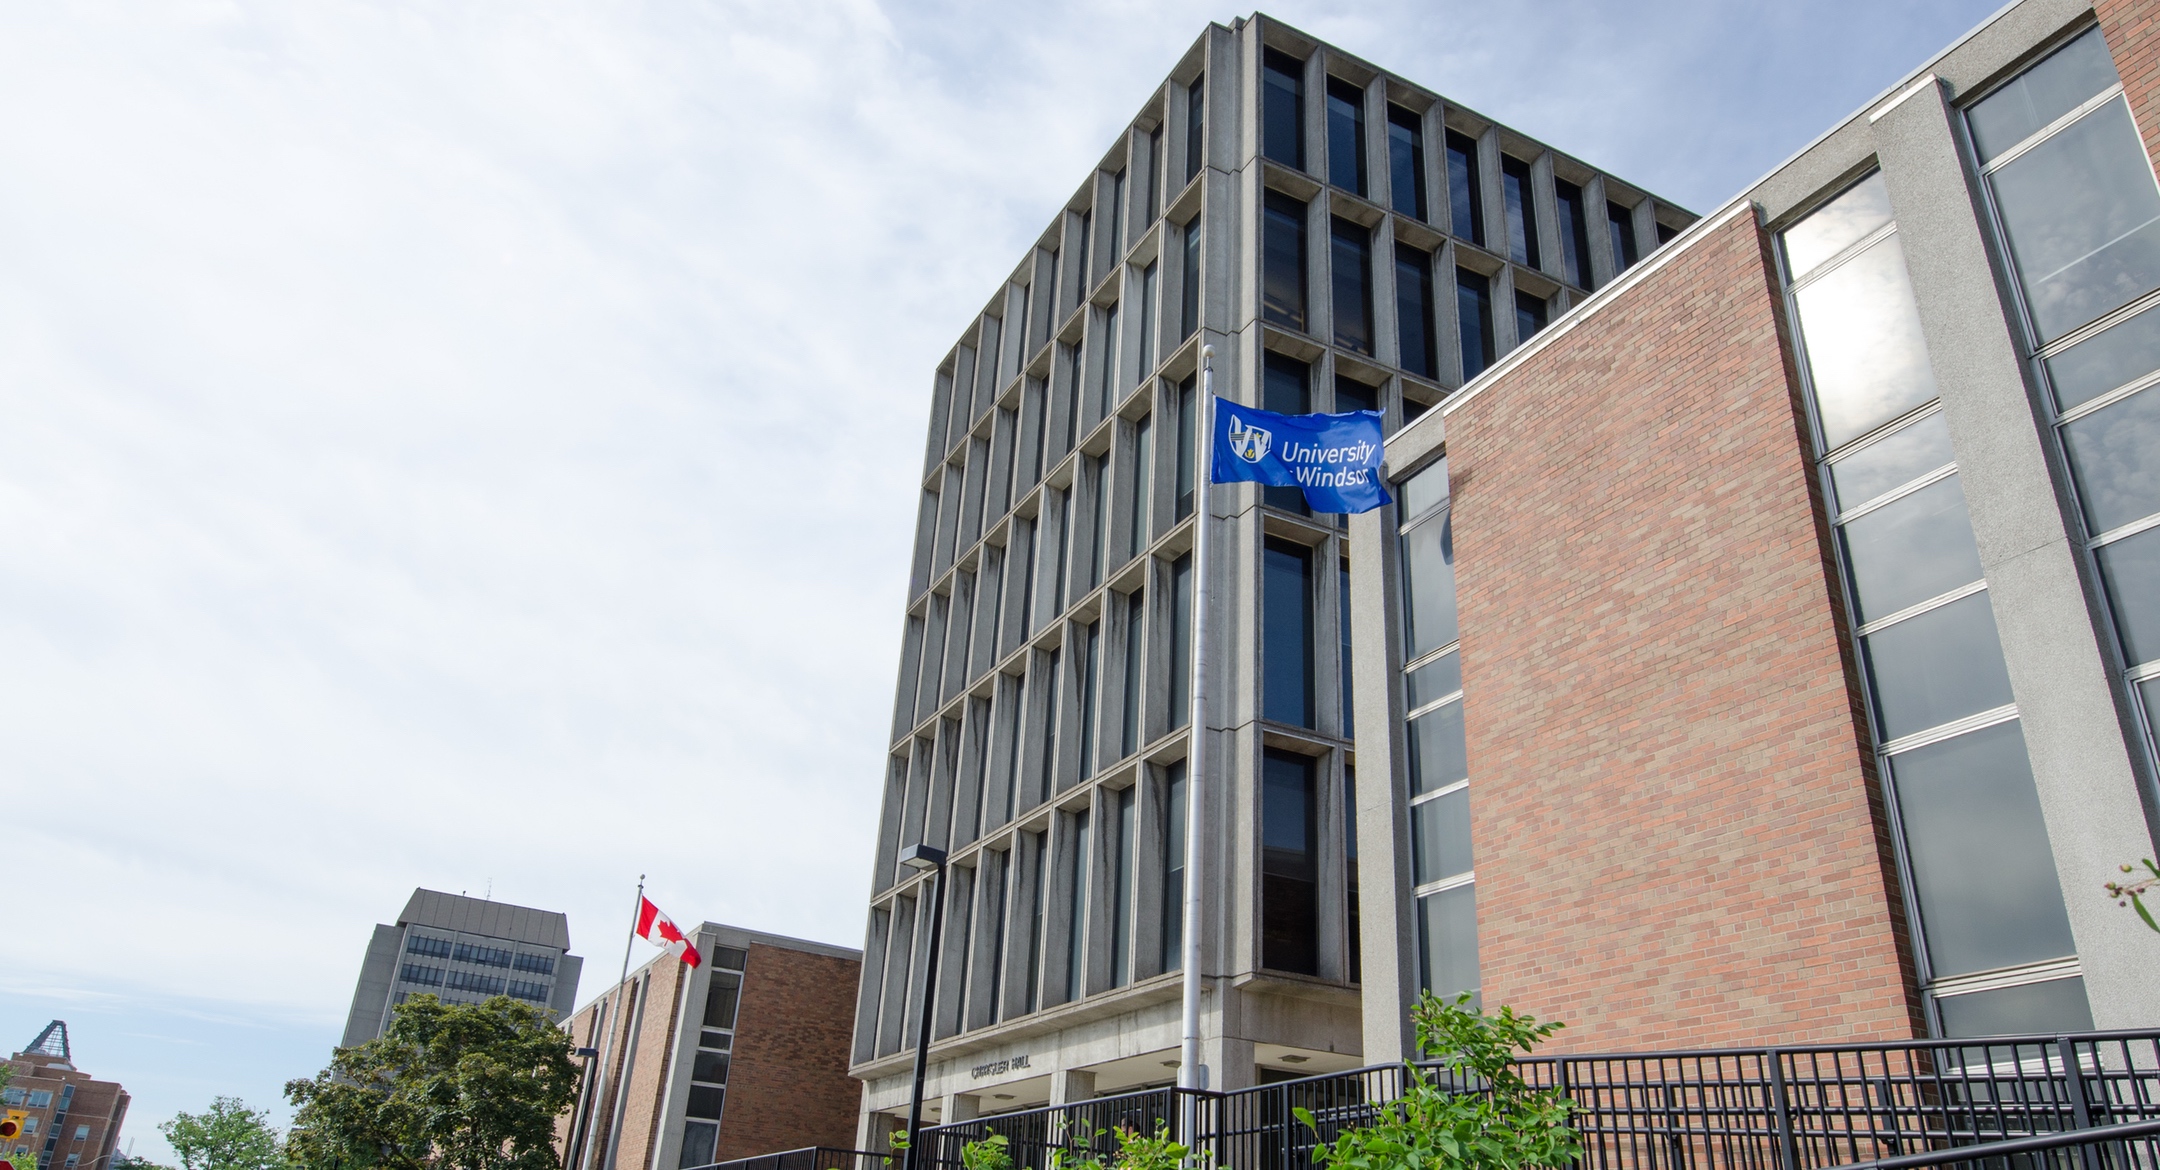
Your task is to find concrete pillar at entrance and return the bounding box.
[1049,1069,1096,1105]
[940,1093,982,1124]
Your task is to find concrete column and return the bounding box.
[1433,242,1463,392]
[1583,175,1616,289]
[1372,215,1401,370]
[1423,103,1451,236]
[1049,1068,1096,1105]
[1491,264,1520,356]
[940,1092,982,1124]
[1476,128,1505,257]
[1528,152,1563,280]
[1871,75,2160,1029]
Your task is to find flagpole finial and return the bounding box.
[1201,343,1214,368]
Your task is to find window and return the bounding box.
[444,969,504,995]
[1606,201,1639,273]
[406,933,452,959]
[1064,809,1092,1002]
[1263,48,1305,169]
[1096,303,1121,419]
[1445,130,1485,246]
[1137,262,1158,383]
[1783,172,2085,1037]
[1331,217,1375,355]
[1077,620,1101,779]
[1339,559,1354,735]
[1025,830,1048,1013]
[1076,209,1093,298]
[1109,785,1136,987]
[507,979,550,1002]
[1345,767,1361,983]
[1175,376,1197,519]
[1121,589,1146,756]
[1185,73,1205,183]
[1388,104,1427,219]
[1326,77,1366,195]
[1161,762,1188,972]
[1499,155,1540,269]
[1110,168,1127,268]
[985,848,1009,1023]
[1554,178,1591,289]
[1262,353,1311,515]
[1089,453,1109,589]
[1264,538,1316,727]
[679,1123,717,1169]
[1395,244,1437,379]
[512,952,555,975]
[1170,553,1193,727]
[1514,289,1548,342]
[1128,415,1154,561]
[1457,269,1495,380]
[1051,487,1071,616]
[1261,750,1320,975]
[1181,220,1202,340]
[401,963,444,987]
[1263,190,1309,332]
[1145,126,1163,221]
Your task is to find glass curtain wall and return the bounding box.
[1395,459,1478,1002]
[1327,76,1367,196]
[1781,171,2086,1036]
[1263,49,1305,169]
[1261,749,1320,974]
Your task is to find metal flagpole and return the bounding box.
[1177,346,1214,1104]
[573,876,647,1170]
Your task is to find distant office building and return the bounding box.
[557,924,860,1170]
[2,1022,128,1170]
[340,888,584,1048]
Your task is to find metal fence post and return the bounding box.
[1768,1048,1799,1170]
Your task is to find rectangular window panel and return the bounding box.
[1263,190,1309,332]
[1121,590,1145,757]
[2062,385,2160,534]
[1065,810,1091,1002]
[1400,458,1449,520]
[1162,762,1187,972]
[1839,475,1985,623]
[1500,155,1540,269]
[1606,201,1639,273]
[1088,454,1108,589]
[1336,377,1377,414]
[1514,289,1548,341]
[1862,592,2015,740]
[691,1051,730,1085]
[1262,48,1305,169]
[678,1123,717,1170]
[1388,104,1426,220]
[1181,220,1202,340]
[1891,720,2077,978]
[1186,73,1205,183]
[1331,216,1375,354]
[2097,523,2160,664]
[1412,785,1473,885]
[1145,126,1162,221]
[1077,621,1100,779]
[1791,233,1939,449]
[1395,243,1437,379]
[1416,884,1479,999]
[1407,699,1467,797]
[1339,560,1354,736]
[1936,976,2094,1039]
[1129,415,1153,559]
[702,972,741,1030]
[1345,767,1361,984]
[1457,269,1494,380]
[1176,376,1196,519]
[1137,262,1158,384]
[1988,98,2160,342]
[1110,785,1135,987]
[1170,553,1193,727]
[1785,173,1894,282]
[1968,28,2118,164]
[1401,508,1459,658]
[985,849,1008,1024]
[1025,831,1047,1013]
[1110,169,1126,268]
[685,1086,724,1122]
[1829,412,1955,512]
[1264,538,1316,727]
[1446,130,1484,247]
[1096,304,1121,420]
[1261,749,1320,975]
[1262,353,1312,515]
[1326,76,1366,195]
[1554,178,1591,288]
[1405,651,1461,710]
[2046,301,2160,410]
[1038,647,1062,793]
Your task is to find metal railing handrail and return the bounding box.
[1821,1117,2160,1170]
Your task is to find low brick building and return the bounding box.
[2,1023,128,1170]
[557,924,861,1170]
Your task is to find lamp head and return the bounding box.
[899,843,948,872]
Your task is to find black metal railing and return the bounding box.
[690,1147,890,1170]
[911,1030,2160,1170]
[1824,1117,2160,1170]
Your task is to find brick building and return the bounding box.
[557,924,861,1170]
[852,0,2160,1141]
[2,1023,128,1170]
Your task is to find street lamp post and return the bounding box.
[898,843,950,1170]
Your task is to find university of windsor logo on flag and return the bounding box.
[1210,398,1391,514]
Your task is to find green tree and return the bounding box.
[1298,993,1579,1170]
[284,994,578,1170]
[113,1153,180,1170]
[159,1097,282,1170]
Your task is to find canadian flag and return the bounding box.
[636,897,702,968]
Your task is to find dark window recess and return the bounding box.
[1263,48,1306,169]
[1186,73,1206,183]
[1446,130,1484,247]
[1345,767,1361,983]
[1457,269,1495,380]
[453,941,513,968]
[711,945,748,971]
[1326,77,1367,195]
[1607,201,1639,272]
[400,963,444,987]
[507,979,550,1002]
[1656,220,1678,245]
[405,934,453,959]
[1162,762,1188,971]
[1175,376,1196,520]
[691,1051,731,1085]
[512,952,555,975]
[1263,190,1309,332]
[1388,104,1427,220]
[1396,243,1437,380]
[1170,553,1193,725]
[1121,589,1145,757]
[1181,219,1202,340]
[1262,353,1311,515]
[703,971,742,1030]
[1336,377,1377,415]
[1077,621,1100,778]
[1264,537,1316,727]
[1261,749,1320,975]
[1515,290,1548,342]
[1554,178,1592,288]
[1500,155,1540,269]
[1331,217,1375,354]
[685,1085,725,1121]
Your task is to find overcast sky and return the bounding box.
[0,0,2004,1162]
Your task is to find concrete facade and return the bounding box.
[339,888,584,1048]
[3,1024,129,1170]
[557,924,861,1170]
[852,10,1694,1143]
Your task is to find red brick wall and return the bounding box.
[2098,0,2160,169]
[1445,212,1924,1051]
[715,944,863,1161]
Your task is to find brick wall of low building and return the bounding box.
[1444,211,1926,1050]
[2099,0,2160,167]
[2,1056,129,1170]
[714,943,863,1162]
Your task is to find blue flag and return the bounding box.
[1211,397,1392,514]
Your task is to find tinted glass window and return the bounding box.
[1402,508,1458,658]
[1606,201,1639,272]
[1968,27,2118,163]
[1514,289,1548,342]
[1388,104,1426,219]
[1399,457,1448,520]
[1332,217,1374,354]
[1457,269,1494,380]
[1261,750,1319,974]
[2063,385,2160,533]
[2097,524,2160,662]
[1988,99,2160,341]
[1263,191,1308,331]
[1830,412,1955,512]
[1554,178,1591,288]
[1405,651,1461,709]
[1863,592,2015,739]
[1407,700,1468,797]
[1417,885,1479,998]
[2047,300,2160,409]
[1413,785,1473,884]
[1264,538,1315,726]
[1262,49,1305,169]
[1839,475,1985,622]
[1396,243,1437,379]
[1326,77,1366,195]
[1500,155,1540,268]
[1263,353,1311,515]
[1784,173,1895,280]
[1792,234,1939,449]
[1446,131,1484,246]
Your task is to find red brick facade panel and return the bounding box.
[1446,212,1924,1051]
[714,944,863,1162]
[2098,0,2160,169]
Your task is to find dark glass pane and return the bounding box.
[1175,376,1195,519]
[1263,353,1311,515]
[1262,48,1305,169]
[1514,290,1548,342]
[678,1122,717,1169]
[1340,561,1353,734]
[1335,377,1377,414]
[1969,28,2119,163]
[1264,539,1316,726]
[1656,221,1677,245]
[1331,217,1374,354]
[2047,301,2160,410]
[1065,809,1089,1002]
[712,946,747,971]
[1990,100,2160,343]
[1446,130,1484,246]
[1839,475,1984,622]
[1405,651,1461,709]
[685,1086,725,1121]
[1186,73,1205,183]
[1785,173,1893,281]
[1862,592,2015,739]
[1121,592,1144,756]
[1500,155,1539,268]
[1326,77,1366,195]
[1407,699,1467,796]
[1416,885,1479,998]
[691,1051,731,1084]
[1263,190,1309,332]
[1891,720,2075,977]
[1402,508,1458,658]
[699,1029,731,1051]
[2097,524,2160,663]
[2064,384,2160,533]
[702,972,741,1029]
[1181,220,1202,340]
[1457,269,1494,380]
[1412,786,1473,884]
[1388,104,1426,219]
[1606,201,1639,272]
[1830,412,1955,512]
[1554,178,1590,288]
[1162,763,1187,971]
[1937,977,2093,1038]
[1170,553,1192,726]
[1261,750,1320,974]
[1396,243,1436,379]
[1793,234,1938,450]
